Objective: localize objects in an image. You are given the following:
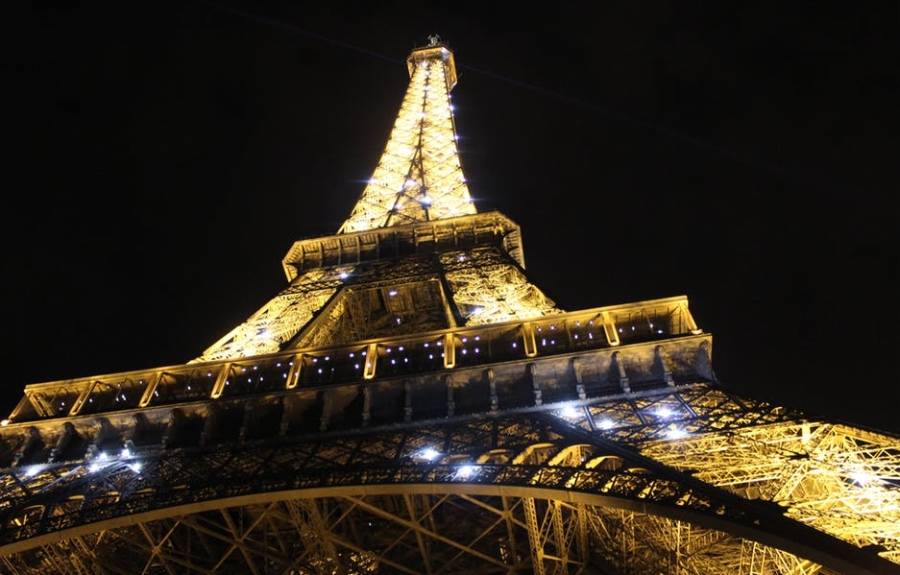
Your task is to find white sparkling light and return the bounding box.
[23,465,42,478]
[849,468,877,486]
[127,462,143,474]
[559,405,580,419]
[655,406,673,419]
[416,447,441,462]
[339,272,350,280]
[666,426,688,440]
[120,447,132,459]
[455,465,479,480]
[596,418,615,430]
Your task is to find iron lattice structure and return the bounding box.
[3,39,899,575]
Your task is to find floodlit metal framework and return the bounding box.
[3,38,899,574]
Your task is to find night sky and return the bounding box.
[9,3,899,432]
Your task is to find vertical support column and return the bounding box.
[552,502,568,570]
[12,427,41,467]
[200,406,219,446]
[654,345,675,386]
[486,368,498,411]
[162,408,186,448]
[238,402,253,444]
[444,374,455,417]
[49,422,76,463]
[611,352,630,393]
[403,380,413,422]
[695,341,715,382]
[572,357,587,400]
[529,363,542,406]
[279,399,294,436]
[362,384,372,427]
[602,311,620,346]
[576,503,590,568]
[523,497,546,575]
[319,392,332,432]
[502,496,520,567]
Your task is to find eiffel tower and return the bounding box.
[2,38,899,575]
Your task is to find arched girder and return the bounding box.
[2,413,897,574]
[2,472,897,573]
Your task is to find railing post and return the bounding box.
[138,372,163,408]
[602,311,620,346]
[443,333,456,369]
[363,343,378,379]
[523,323,538,357]
[210,363,232,399]
[285,353,303,389]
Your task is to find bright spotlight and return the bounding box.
[596,418,615,430]
[849,469,877,486]
[455,465,479,480]
[559,405,580,419]
[23,465,42,478]
[416,447,441,462]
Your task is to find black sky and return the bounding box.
[9,2,899,431]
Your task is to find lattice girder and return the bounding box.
[2,495,845,575]
[642,421,900,564]
[194,246,558,362]
[1,412,896,574]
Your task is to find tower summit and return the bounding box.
[192,39,557,363]
[2,39,899,575]
[341,37,475,233]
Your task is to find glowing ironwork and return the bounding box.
[3,38,899,575]
[340,44,475,233]
[194,267,341,363]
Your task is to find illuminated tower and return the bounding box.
[2,37,899,575]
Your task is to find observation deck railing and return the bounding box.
[5,296,699,425]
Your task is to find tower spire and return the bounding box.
[339,40,475,233]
